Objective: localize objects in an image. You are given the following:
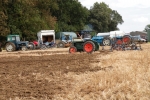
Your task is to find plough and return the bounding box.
[110,35,142,51]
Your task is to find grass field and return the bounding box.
[0,43,150,100]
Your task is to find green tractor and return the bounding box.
[4,35,34,52]
[69,31,99,53]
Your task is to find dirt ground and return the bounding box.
[0,43,148,100]
[0,47,111,100]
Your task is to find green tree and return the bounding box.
[51,0,89,32]
[89,2,124,33]
[0,0,91,41]
[0,0,10,36]
[1,0,57,41]
[144,24,150,32]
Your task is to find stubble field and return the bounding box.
[0,44,150,100]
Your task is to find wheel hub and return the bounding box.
[70,48,75,53]
[84,43,93,52]
[22,47,27,51]
[6,45,13,51]
[103,39,110,45]
[59,43,63,46]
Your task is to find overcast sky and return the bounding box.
[78,0,150,33]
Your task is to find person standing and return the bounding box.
[0,42,2,52]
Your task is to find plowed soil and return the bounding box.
[0,48,109,100]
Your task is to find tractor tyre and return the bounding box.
[122,35,131,44]
[83,41,95,53]
[5,42,16,52]
[28,42,35,50]
[57,41,65,48]
[102,37,111,46]
[69,46,77,53]
[21,46,27,51]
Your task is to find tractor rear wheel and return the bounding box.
[69,46,77,53]
[83,41,95,53]
[5,42,16,52]
[102,37,111,46]
[28,42,35,50]
[122,35,131,44]
[57,41,65,48]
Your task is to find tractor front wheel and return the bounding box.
[5,42,16,52]
[102,38,111,46]
[69,46,77,53]
[83,41,95,53]
[21,46,27,51]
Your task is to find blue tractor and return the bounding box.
[5,35,34,52]
[92,36,111,46]
[56,32,77,48]
[57,34,73,48]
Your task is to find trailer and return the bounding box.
[31,30,56,49]
[37,30,55,44]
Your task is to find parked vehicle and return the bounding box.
[31,30,56,49]
[5,35,34,52]
[56,32,77,48]
[92,31,127,46]
[92,36,111,46]
[131,35,147,42]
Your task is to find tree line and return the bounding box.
[0,0,124,41]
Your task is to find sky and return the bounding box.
[78,0,150,33]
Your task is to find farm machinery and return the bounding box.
[57,34,73,48]
[110,35,143,51]
[69,31,99,53]
[30,30,56,50]
[92,31,127,46]
[56,32,78,48]
[92,36,111,46]
[4,35,34,52]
